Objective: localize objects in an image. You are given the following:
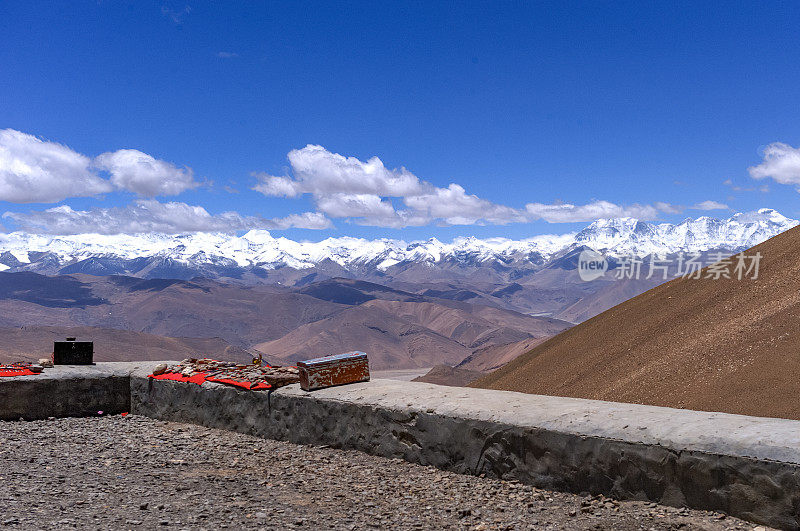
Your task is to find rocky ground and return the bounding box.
[0,416,768,530]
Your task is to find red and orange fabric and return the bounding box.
[149,365,272,390]
[0,364,37,378]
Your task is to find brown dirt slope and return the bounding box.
[0,326,253,364]
[457,336,549,373]
[471,225,800,420]
[253,305,473,370]
[254,299,571,371]
[360,299,570,349]
[412,364,485,387]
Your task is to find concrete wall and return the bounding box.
[0,363,139,420]
[129,368,800,529]
[2,362,799,529]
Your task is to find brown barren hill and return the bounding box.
[457,336,550,373]
[471,225,800,420]
[252,305,473,370]
[412,364,485,387]
[0,326,254,364]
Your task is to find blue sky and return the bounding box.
[1,1,799,241]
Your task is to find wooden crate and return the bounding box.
[297,351,370,391]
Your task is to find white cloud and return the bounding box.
[254,145,527,227]
[254,145,686,227]
[691,200,729,211]
[653,201,682,215]
[95,149,199,197]
[524,200,669,223]
[274,212,332,230]
[403,184,528,225]
[748,142,800,188]
[3,200,331,235]
[0,129,200,203]
[216,51,239,58]
[253,175,302,197]
[253,145,428,200]
[725,178,770,193]
[315,193,398,220]
[0,129,112,203]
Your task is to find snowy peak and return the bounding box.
[573,210,797,256]
[0,210,795,279]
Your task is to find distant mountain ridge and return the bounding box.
[0,209,794,282]
[0,273,571,370]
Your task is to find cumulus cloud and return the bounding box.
[253,145,428,200]
[3,200,331,235]
[254,145,528,227]
[691,200,729,211]
[653,201,682,215]
[523,200,674,223]
[0,129,112,203]
[253,175,303,197]
[254,145,687,227]
[403,184,528,225]
[315,193,398,220]
[94,149,199,197]
[748,142,800,188]
[0,129,200,203]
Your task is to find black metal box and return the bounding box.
[53,337,94,365]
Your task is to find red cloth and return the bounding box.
[0,368,36,377]
[205,376,271,390]
[149,370,272,390]
[149,371,208,385]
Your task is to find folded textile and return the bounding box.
[149,371,208,385]
[0,368,36,377]
[149,371,271,390]
[0,363,38,378]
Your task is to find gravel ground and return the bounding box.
[0,415,768,530]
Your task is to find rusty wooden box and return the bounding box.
[296,351,370,391]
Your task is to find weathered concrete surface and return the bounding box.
[131,371,800,529]
[0,362,163,420]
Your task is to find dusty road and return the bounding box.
[0,415,766,530]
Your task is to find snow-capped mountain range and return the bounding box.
[0,209,795,280]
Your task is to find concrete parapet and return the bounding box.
[2,362,798,529]
[0,362,148,420]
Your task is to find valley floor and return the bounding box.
[0,416,763,530]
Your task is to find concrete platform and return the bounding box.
[2,361,799,529]
[0,362,152,420]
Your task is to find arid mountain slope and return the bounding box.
[414,336,551,387]
[553,277,665,323]
[0,326,253,364]
[472,226,800,420]
[253,305,472,369]
[359,300,570,349]
[456,336,549,373]
[411,364,485,387]
[255,299,571,370]
[0,272,573,370]
[0,273,346,347]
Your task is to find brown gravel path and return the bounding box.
[0,415,767,530]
